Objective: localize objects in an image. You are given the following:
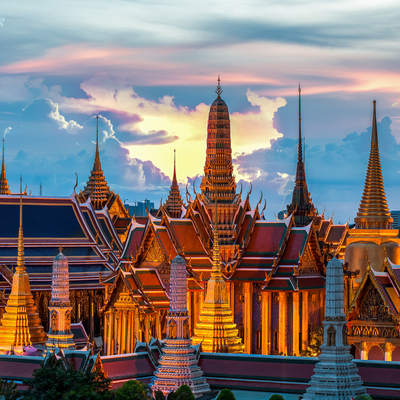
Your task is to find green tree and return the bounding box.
[355,395,373,400]
[174,385,195,400]
[0,378,20,400]
[23,357,112,400]
[216,388,236,400]
[268,395,285,400]
[114,380,148,400]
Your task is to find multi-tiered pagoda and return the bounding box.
[303,257,366,399]
[151,255,210,398]
[46,251,75,350]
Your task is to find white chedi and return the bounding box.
[46,252,75,350]
[303,257,366,399]
[151,255,210,398]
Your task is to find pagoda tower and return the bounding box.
[81,116,111,209]
[192,198,244,353]
[200,77,239,249]
[151,255,210,398]
[200,76,236,204]
[0,138,11,195]
[0,178,46,351]
[287,84,317,226]
[303,257,366,399]
[46,251,75,350]
[345,101,400,281]
[164,150,183,218]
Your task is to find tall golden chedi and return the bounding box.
[345,101,400,293]
[192,197,244,353]
[0,178,46,351]
[46,251,75,350]
[0,138,11,195]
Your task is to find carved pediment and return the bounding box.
[298,244,318,275]
[356,285,392,323]
[144,238,165,263]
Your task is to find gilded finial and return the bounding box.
[58,245,63,254]
[366,249,371,271]
[215,75,223,98]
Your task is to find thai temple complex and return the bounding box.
[1,77,400,384]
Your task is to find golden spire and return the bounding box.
[354,101,393,229]
[165,149,183,218]
[0,177,46,351]
[0,138,11,195]
[192,188,244,353]
[81,116,111,209]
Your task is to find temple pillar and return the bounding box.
[135,308,141,343]
[114,310,119,354]
[278,292,287,355]
[243,282,253,354]
[292,292,300,356]
[126,310,132,353]
[319,291,324,325]
[76,292,82,322]
[156,312,161,339]
[225,281,231,308]
[230,283,235,316]
[89,292,95,340]
[194,292,200,325]
[187,291,192,335]
[122,310,128,353]
[117,310,122,354]
[145,314,150,342]
[261,291,271,355]
[130,308,135,350]
[385,342,393,361]
[103,312,108,355]
[361,342,368,360]
[301,291,309,351]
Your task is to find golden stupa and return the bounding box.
[345,101,400,278]
[0,178,46,351]
[192,197,244,353]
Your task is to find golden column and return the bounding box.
[243,282,253,354]
[0,178,46,351]
[145,314,150,342]
[292,292,300,356]
[261,291,271,355]
[278,292,287,355]
[385,342,393,361]
[301,291,309,351]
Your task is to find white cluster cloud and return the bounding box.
[47,98,83,134]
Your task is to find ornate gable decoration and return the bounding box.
[297,244,318,275]
[144,238,165,263]
[356,285,392,323]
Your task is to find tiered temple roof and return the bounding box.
[354,101,392,229]
[0,195,120,294]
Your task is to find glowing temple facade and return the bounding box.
[2,80,400,367]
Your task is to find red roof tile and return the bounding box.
[280,230,308,263]
[245,222,288,256]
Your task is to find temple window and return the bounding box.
[327,325,336,346]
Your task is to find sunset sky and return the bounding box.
[1,0,400,222]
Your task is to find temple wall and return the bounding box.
[252,286,262,354]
